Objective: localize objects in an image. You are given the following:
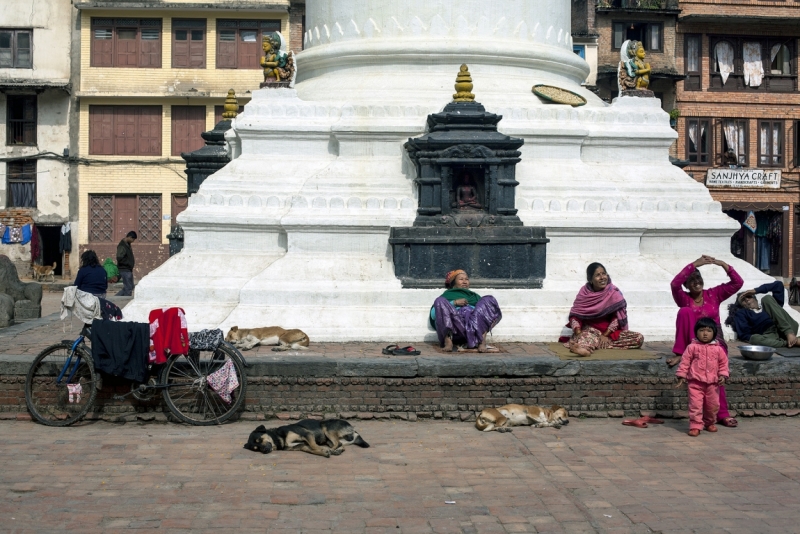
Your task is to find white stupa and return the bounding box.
[124,0,795,341]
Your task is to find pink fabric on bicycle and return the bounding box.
[206,359,239,404]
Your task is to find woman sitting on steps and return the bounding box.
[430,270,502,353]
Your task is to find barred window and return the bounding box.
[216,19,281,69]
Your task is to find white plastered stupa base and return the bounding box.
[123,0,799,341]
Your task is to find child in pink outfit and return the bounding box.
[675,318,730,437]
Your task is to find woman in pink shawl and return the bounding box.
[670,255,743,427]
[561,262,644,357]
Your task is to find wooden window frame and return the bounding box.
[90,18,162,68]
[686,118,711,166]
[172,18,206,69]
[0,29,32,68]
[758,120,784,168]
[89,105,163,156]
[709,35,797,93]
[716,118,749,167]
[795,120,800,168]
[215,19,281,69]
[88,194,162,243]
[6,95,37,146]
[5,159,36,208]
[611,21,663,52]
[684,34,701,91]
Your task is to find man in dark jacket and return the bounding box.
[115,231,137,296]
[728,281,798,348]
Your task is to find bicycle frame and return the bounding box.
[55,335,86,385]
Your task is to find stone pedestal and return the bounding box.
[390,226,547,288]
[14,299,41,321]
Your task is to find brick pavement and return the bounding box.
[3,417,800,533]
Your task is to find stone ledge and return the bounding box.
[2,352,799,378]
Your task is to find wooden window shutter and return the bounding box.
[137,106,162,156]
[238,28,260,69]
[217,29,237,68]
[171,106,205,156]
[139,21,162,68]
[115,27,139,67]
[89,105,114,155]
[114,106,137,155]
[91,27,113,67]
[172,27,189,68]
[189,29,205,68]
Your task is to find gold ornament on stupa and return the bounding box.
[453,64,475,102]
[222,89,239,119]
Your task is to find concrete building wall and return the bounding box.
[0,0,72,82]
[1,0,75,277]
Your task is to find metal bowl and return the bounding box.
[738,345,776,361]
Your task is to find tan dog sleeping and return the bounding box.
[225,326,310,351]
[475,404,569,432]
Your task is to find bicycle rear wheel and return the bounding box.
[161,343,247,425]
[25,342,98,426]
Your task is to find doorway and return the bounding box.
[37,225,63,276]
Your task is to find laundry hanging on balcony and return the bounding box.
[743,42,764,87]
[715,41,734,85]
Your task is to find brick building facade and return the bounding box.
[675,0,800,279]
[73,0,298,280]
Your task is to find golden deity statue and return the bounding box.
[618,40,651,92]
[260,34,295,86]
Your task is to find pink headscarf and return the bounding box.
[567,278,629,331]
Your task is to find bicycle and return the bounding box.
[25,325,248,427]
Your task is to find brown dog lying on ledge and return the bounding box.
[225,326,310,351]
[475,404,569,432]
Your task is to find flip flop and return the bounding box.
[639,416,664,424]
[392,345,421,356]
[382,344,400,355]
[622,419,648,428]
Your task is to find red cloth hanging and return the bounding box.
[148,307,189,364]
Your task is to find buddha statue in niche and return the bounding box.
[453,172,482,210]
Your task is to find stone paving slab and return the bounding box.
[2,417,800,533]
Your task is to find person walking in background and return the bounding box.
[115,231,137,297]
[675,318,730,437]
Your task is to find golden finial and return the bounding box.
[222,89,239,119]
[453,64,475,102]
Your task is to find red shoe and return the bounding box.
[705,424,718,432]
[622,419,648,428]
[688,429,700,437]
[640,416,664,424]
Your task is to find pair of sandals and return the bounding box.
[382,344,421,356]
[622,416,664,428]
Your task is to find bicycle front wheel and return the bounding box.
[25,342,98,426]
[161,343,247,425]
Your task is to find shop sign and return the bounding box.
[706,168,781,189]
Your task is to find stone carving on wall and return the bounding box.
[260,32,295,88]
[618,39,652,96]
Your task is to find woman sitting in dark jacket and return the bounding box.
[74,250,108,298]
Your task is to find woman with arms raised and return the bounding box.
[430,270,502,353]
[670,254,743,428]
[562,262,644,357]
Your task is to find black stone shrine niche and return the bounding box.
[389,101,548,288]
